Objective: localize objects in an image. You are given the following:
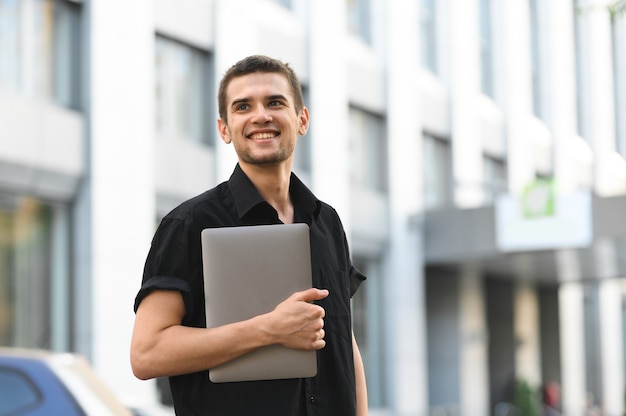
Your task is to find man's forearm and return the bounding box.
[352,332,368,415]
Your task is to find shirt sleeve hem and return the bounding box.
[133,275,192,313]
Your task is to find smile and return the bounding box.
[248,132,278,140]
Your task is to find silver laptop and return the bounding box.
[201,223,317,383]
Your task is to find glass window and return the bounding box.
[346,0,371,44]
[423,134,452,210]
[530,0,545,119]
[349,107,387,192]
[483,154,508,203]
[0,196,54,348]
[293,87,311,172]
[574,0,591,141]
[0,0,20,90]
[31,0,55,99]
[52,0,81,109]
[352,257,386,408]
[479,0,494,97]
[612,11,625,156]
[155,35,212,145]
[0,0,81,109]
[419,0,437,73]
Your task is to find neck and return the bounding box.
[239,162,294,224]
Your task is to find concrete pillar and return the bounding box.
[559,280,587,416]
[307,0,350,224]
[514,281,542,389]
[580,0,618,195]
[85,0,156,404]
[459,270,489,416]
[385,1,428,414]
[598,279,625,415]
[213,0,262,182]
[448,0,484,207]
[501,0,535,194]
[545,0,579,194]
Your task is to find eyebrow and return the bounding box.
[267,94,288,102]
[230,97,251,109]
[229,94,289,109]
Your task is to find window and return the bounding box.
[0,0,19,90]
[483,154,507,203]
[52,0,81,109]
[612,10,625,156]
[419,0,437,73]
[349,107,387,192]
[293,87,311,172]
[479,0,494,97]
[0,0,81,109]
[423,134,452,210]
[155,36,212,145]
[352,257,386,408]
[574,0,591,140]
[347,0,371,44]
[0,196,54,348]
[529,0,545,119]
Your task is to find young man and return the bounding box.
[131,55,368,415]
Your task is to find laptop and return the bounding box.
[201,223,317,383]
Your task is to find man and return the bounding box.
[131,55,368,415]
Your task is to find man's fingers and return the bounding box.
[291,288,329,302]
[313,339,326,350]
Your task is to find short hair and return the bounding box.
[217,55,305,123]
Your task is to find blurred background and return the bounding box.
[1,0,625,415]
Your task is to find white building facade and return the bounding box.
[1,0,625,415]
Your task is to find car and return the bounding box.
[0,347,133,415]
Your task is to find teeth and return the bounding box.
[251,132,276,140]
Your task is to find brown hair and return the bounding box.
[218,55,305,123]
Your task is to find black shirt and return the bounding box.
[134,164,366,416]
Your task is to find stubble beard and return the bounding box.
[238,144,295,167]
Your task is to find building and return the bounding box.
[1,0,625,414]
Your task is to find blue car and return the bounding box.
[0,348,132,416]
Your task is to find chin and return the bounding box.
[241,152,292,166]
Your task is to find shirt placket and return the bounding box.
[304,376,320,415]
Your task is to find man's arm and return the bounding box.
[353,332,368,416]
[130,288,329,380]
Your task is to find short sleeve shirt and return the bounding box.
[134,165,366,416]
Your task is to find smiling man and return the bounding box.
[131,55,368,415]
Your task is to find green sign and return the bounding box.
[521,178,555,218]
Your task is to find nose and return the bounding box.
[251,105,272,124]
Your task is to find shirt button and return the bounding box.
[309,395,316,404]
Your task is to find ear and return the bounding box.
[217,118,231,144]
[297,107,310,136]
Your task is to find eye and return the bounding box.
[268,100,284,107]
[235,103,250,111]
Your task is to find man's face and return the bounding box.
[218,72,309,168]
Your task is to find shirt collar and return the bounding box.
[227,164,321,224]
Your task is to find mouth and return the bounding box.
[248,131,279,140]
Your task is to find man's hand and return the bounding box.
[261,288,329,350]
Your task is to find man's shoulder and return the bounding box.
[315,200,344,227]
[315,198,339,216]
[163,181,230,223]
